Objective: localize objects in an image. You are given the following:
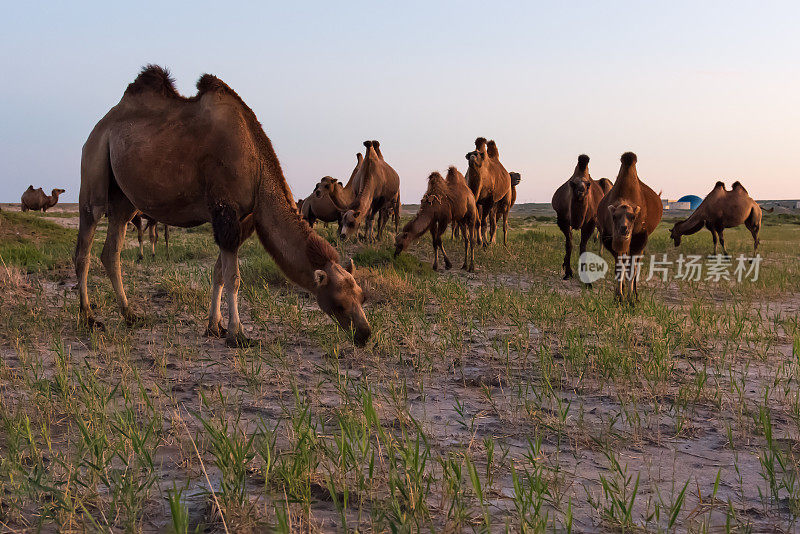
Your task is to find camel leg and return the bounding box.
[436,223,452,270]
[431,221,440,271]
[219,248,253,347]
[394,196,401,234]
[748,222,760,253]
[164,224,170,259]
[718,227,729,256]
[558,218,573,279]
[101,197,140,325]
[479,206,491,248]
[502,206,509,247]
[709,227,718,255]
[132,216,145,261]
[205,253,227,338]
[148,221,157,257]
[75,207,101,328]
[461,222,469,270]
[579,221,595,286]
[488,206,498,244]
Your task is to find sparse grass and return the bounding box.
[0,208,799,531]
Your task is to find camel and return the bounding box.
[130,213,170,260]
[75,65,370,347]
[21,186,65,212]
[669,181,763,255]
[465,138,511,246]
[339,141,401,241]
[597,152,663,302]
[551,155,612,280]
[302,153,362,227]
[394,167,478,271]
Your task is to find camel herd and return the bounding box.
[61,66,768,347]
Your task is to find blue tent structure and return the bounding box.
[678,195,703,210]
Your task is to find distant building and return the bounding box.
[678,195,703,210]
[662,199,692,210]
[795,201,800,210]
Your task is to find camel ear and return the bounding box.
[633,205,641,217]
[345,258,354,274]
[314,270,329,287]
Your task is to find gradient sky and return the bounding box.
[1,1,798,204]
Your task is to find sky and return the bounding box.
[1,1,799,204]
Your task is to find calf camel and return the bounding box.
[130,213,170,260]
[465,138,511,246]
[339,141,400,241]
[551,155,610,280]
[394,167,478,271]
[597,152,663,302]
[76,65,370,347]
[669,181,763,255]
[21,186,65,212]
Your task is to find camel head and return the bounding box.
[339,209,363,239]
[394,230,412,257]
[51,188,65,198]
[314,177,338,198]
[313,258,370,346]
[668,225,681,246]
[608,200,640,250]
[465,149,487,172]
[569,155,591,199]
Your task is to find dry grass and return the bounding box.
[0,208,799,532]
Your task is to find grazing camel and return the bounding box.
[130,213,170,260]
[302,153,362,227]
[394,167,478,271]
[21,186,65,212]
[597,152,663,302]
[551,155,610,280]
[75,65,370,347]
[339,141,401,241]
[465,138,512,246]
[669,181,763,255]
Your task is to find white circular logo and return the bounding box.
[578,251,609,284]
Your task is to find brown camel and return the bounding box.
[130,213,170,260]
[551,155,610,280]
[394,167,478,271]
[669,181,763,255]
[75,65,370,347]
[339,140,401,241]
[465,138,511,246]
[597,152,663,302]
[21,186,65,212]
[302,153,362,226]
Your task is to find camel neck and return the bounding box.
[404,207,435,240]
[253,180,335,292]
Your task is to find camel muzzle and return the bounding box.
[354,326,371,347]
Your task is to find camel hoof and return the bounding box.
[444,263,452,270]
[136,255,144,263]
[563,272,573,280]
[204,322,227,338]
[226,333,259,348]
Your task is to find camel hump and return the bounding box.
[428,171,444,182]
[509,172,521,187]
[196,73,230,94]
[363,140,373,149]
[577,154,590,172]
[486,140,500,159]
[714,181,726,189]
[356,152,363,162]
[126,65,181,98]
[446,166,461,181]
[27,185,33,190]
[620,152,637,167]
[475,137,487,151]
[732,181,747,193]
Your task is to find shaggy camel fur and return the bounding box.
[394,167,478,271]
[76,65,370,347]
[130,213,170,260]
[302,153,362,226]
[669,181,763,255]
[21,186,65,212]
[339,141,400,241]
[597,152,663,302]
[465,138,511,246]
[552,155,611,280]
